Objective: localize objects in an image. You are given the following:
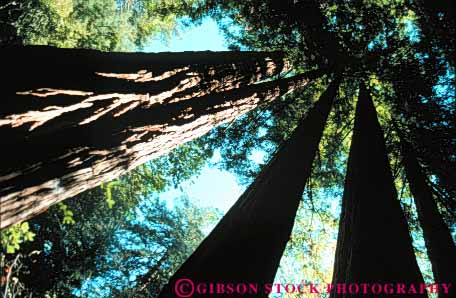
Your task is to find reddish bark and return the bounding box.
[0,46,324,229]
[330,83,426,298]
[401,140,456,298]
[158,76,341,298]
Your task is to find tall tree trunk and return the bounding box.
[0,46,326,229]
[158,76,341,298]
[330,83,426,298]
[400,138,456,298]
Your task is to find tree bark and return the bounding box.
[400,139,456,298]
[330,83,426,298]
[0,46,326,229]
[158,76,341,298]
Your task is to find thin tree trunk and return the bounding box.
[400,139,456,298]
[330,82,426,298]
[158,76,341,298]
[0,46,327,229]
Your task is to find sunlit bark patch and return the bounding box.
[0,47,304,229]
[16,88,94,97]
[95,66,190,82]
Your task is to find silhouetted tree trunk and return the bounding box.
[158,76,341,298]
[330,83,426,298]
[400,139,456,298]
[0,46,326,229]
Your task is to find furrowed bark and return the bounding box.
[330,83,426,298]
[400,139,456,298]
[0,46,323,229]
[0,46,289,95]
[158,76,341,298]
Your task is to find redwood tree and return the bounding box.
[330,83,426,298]
[0,45,326,229]
[158,76,341,298]
[400,139,456,298]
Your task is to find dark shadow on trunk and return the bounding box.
[400,137,456,298]
[158,76,341,298]
[330,82,426,298]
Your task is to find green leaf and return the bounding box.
[7,244,15,254]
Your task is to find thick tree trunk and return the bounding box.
[400,139,456,298]
[158,76,341,298]
[330,83,426,298]
[0,46,326,229]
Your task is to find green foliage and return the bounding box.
[89,195,221,298]
[1,223,35,254]
[6,140,212,297]
[58,203,76,225]
[15,0,120,50]
[275,193,339,297]
[3,0,203,50]
[101,181,120,209]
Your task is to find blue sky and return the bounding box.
[145,18,227,53]
[144,18,267,214]
[159,151,244,213]
[159,148,266,213]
